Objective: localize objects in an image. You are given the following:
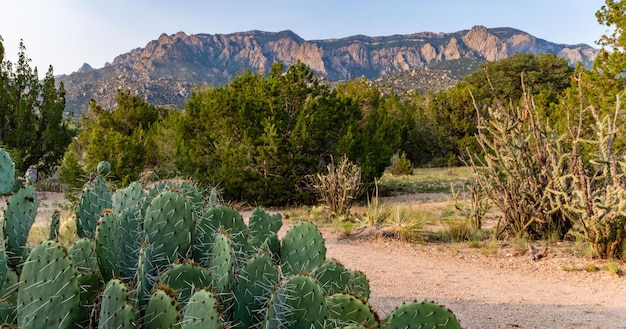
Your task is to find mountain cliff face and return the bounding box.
[58,25,598,112]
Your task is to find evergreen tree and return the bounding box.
[0,38,74,177]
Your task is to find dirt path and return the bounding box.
[325,235,626,329]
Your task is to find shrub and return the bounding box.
[387,152,413,175]
[308,155,363,216]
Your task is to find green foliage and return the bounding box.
[60,90,172,187]
[387,151,413,175]
[0,40,75,178]
[424,53,574,164]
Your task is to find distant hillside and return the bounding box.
[57,25,598,112]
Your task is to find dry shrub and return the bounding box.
[308,155,363,216]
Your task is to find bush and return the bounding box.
[386,152,413,175]
[308,155,363,216]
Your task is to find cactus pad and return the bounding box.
[382,300,461,329]
[326,293,379,328]
[98,279,135,329]
[0,148,15,196]
[280,221,326,276]
[144,287,181,329]
[233,252,279,329]
[144,190,195,269]
[264,274,328,329]
[17,240,80,329]
[180,288,222,329]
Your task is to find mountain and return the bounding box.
[58,25,598,113]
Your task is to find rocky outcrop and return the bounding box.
[58,26,598,112]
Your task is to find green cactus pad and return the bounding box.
[116,206,143,279]
[280,221,326,276]
[180,288,222,329]
[260,233,281,264]
[4,184,38,265]
[349,270,371,302]
[98,279,135,329]
[264,274,328,329]
[95,211,120,281]
[208,231,235,294]
[17,240,80,329]
[48,210,61,240]
[97,160,111,176]
[326,293,379,328]
[68,238,100,272]
[144,287,181,329]
[77,175,112,239]
[233,253,279,329]
[311,258,352,296]
[137,243,158,308]
[0,299,16,325]
[0,148,15,196]
[195,205,249,268]
[382,300,461,329]
[142,181,204,219]
[248,208,282,244]
[112,181,145,213]
[144,190,195,269]
[0,270,18,307]
[158,262,213,307]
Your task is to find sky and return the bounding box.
[0,0,610,76]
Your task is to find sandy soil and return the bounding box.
[3,191,626,328]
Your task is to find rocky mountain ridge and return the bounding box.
[58,25,598,112]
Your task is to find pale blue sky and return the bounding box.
[0,0,609,75]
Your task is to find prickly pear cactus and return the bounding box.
[17,240,80,329]
[180,288,222,329]
[326,293,379,328]
[0,269,19,307]
[97,160,111,176]
[136,243,157,308]
[233,253,279,329]
[48,210,61,240]
[96,206,143,282]
[158,262,213,307]
[144,286,181,329]
[116,206,143,279]
[264,274,329,329]
[348,270,371,302]
[4,184,38,265]
[208,231,235,294]
[382,300,461,329]
[0,147,15,196]
[69,238,103,328]
[98,279,135,329]
[95,211,120,282]
[280,221,326,276]
[248,208,282,245]
[143,190,195,269]
[112,181,145,213]
[195,205,249,268]
[261,233,281,264]
[76,172,112,239]
[0,299,16,325]
[311,258,352,296]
